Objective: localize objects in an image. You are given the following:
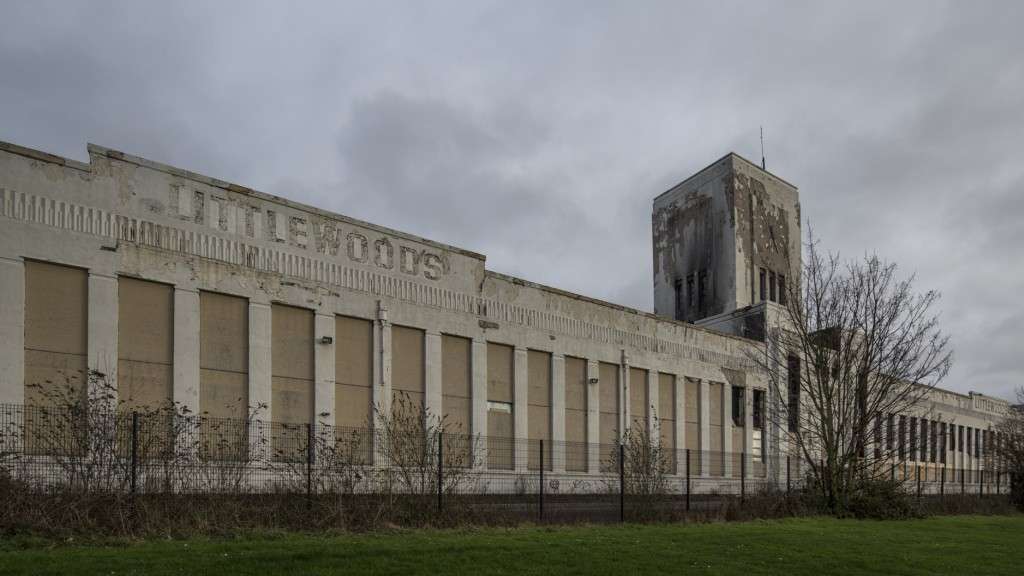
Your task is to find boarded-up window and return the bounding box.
[271,304,314,461]
[658,373,676,473]
[391,325,425,421]
[118,278,174,458]
[335,315,373,429]
[487,342,514,469]
[334,315,373,465]
[24,260,88,406]
[441,334,471,435]
[599,362,619,471]
[527,349,551,471]
[629,367,648,433]
[199,291,248,460]
[708,382,724,476]
[118,277,173,411]
[24,261,88,455]
[564,356,587,472]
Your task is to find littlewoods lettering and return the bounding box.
[171,184,448,280]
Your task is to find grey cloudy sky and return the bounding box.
[2,1,1021,399]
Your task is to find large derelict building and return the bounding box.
[0,140,1008,484]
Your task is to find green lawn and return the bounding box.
[1,515,1021,575]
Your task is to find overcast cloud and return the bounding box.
[1,1,1021,399]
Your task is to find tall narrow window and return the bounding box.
[769,271,777,302]
[778,274,787,305]
[898,415,906,460]
[752,389,765,430]
[910,417,917,462]
[759,268,767,302]
[674,278,684,320]
[731,386,745,427]
[686,273,695,310]
[697,270,708,315]
[787,354,800,432]
[887,414,895,451]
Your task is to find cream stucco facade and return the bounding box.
[0,139,1008,487]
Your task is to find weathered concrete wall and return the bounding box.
[653,154,800,324]
[0,139,1008,484]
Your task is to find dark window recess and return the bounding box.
[769,271,777,302]
[950,423,956,452]
[887,414,895,452]
[697,270,708,315]
[930,420,938,463]
[778,274,787,305]
[874,417,882,459]
[941,423,947,464]
[759,268,767,302]
[674,278,684,320]
[974,429,980,458]
[731,386,745,427]
[686,273,695,310]
[787,354,800,432]
[910,417,917,462]
[752,388,765,430]
[898,415,906,460]
[966,426,972,456]
[958,426,964,453]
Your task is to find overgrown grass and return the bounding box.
[1,515,1021,575]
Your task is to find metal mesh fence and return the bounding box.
[0,403,1010,524]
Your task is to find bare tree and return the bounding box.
[995,387,1024,511]
[375,392,481,500]
[753,235,952,513]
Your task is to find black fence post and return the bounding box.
[685,448,691,512]
[980,468,984,498]
[539,439,544,523]
[437,431,444,513]
[740,452,746,504]
[786,455,791,495]
[306,422,314,510]
[996,463,1001,494]
[916,464,921,500]
[130,411,139,497]
[940,465,945,498]
[961,465,965,495]
[619,442,625,523]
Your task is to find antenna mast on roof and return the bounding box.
[760,126,766,170]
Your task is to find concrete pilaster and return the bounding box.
[586,359,600,475]
[424,330,442,426]
[87,272,117,407]
[620,350,629,440]
[247,301,272,419]
[699,378,710,477]
[314,312,335,427]
[674,374,685,475]
[173,288,200,414]
[647,369,658,440]
[744,386,754,477]
[0,257,24,405]
[551,353,566,473]
[374,301,391,428]
[722,383,733,478]
[471,338,488,469]
[513,346,528,472]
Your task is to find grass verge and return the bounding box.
[1,515,1020,575]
